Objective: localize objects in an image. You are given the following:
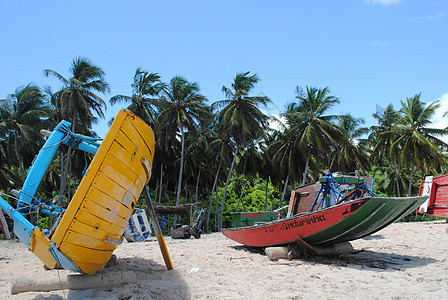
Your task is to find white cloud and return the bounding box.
[412,12,444,22]
[372,40,389,47]
[431,93,448,144]
[269,114,286,132]
[364,0,403,6]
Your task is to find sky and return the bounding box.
[1,0,447,138]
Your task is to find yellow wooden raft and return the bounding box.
[31,110,155,274]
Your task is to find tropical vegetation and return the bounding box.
[1,57,447,233]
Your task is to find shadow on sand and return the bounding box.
[310,250,437,271]
[230,244,437,271]
[28,256,191,300]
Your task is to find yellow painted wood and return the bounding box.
[85,187,130,220]
[30,228,59,269]
[49,110,155,274]
[91,172,129,203]
[59,244,112,264]
[67,218,122,241]
[143,190,173,270]
[63,229,118,251]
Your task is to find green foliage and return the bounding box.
[1,59,448,236]
[37,215,50,230]
[407,213,446,222]
[209,175,279,228]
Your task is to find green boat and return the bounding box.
[223,173,428,247]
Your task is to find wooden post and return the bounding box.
[11,271,136,294]
[0,208,11,239]
[143,187,173,270]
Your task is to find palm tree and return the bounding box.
[0,84,49,183]
[0,138,17,190]
[157,76,211,224]
[44,57,109,205]
[258,130,277,211]
[204,129,233,232]
[235,142,263,212]
[110,67,164,126]
[370,104,402,196]
[333,114,370,173]
[267,115,304,214]
[44,56,109,133]
[390,94,448,196]
[289,86,344,185]
[153,117,180,205]
[212,71,270,231]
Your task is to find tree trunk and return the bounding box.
[279,173,290,218]
[264,177,269,211]
[219,145,238,231]
[195,167,202,205]
[408,162,414,197]
[393,156,401,197]
[159,162,164,205]
[155,177,160,205]
[235,177,248,212]
[214,184,219,231]
[68,153,72,202]
[58,114,76,206]
[302,154,310,186]
[13,129,25,183]
[57,148,72,206]
[206,162,221,233]
[174,126,185,226]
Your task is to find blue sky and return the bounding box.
[1,0,447,137]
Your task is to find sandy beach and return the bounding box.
[0,221,447,299]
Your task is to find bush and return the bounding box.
[407,213,446,222]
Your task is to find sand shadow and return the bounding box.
[310,250,437,271]
[229,244,437,271]
[360,234,386,240]
[62,257,190,300]
[230,245,266,255]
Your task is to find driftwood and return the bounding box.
[153,204,194,224]
[265,241,354,260]
[11,271,136,294]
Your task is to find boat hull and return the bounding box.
[418,175,448,218]
[222,196,428,247]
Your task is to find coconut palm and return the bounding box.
[289,86,344,185]
[391,94,448,196]
[369,104,402,196]
[0,84,49,183]
[212,71,270,231]
[44,57,109,205]
[333,114,370,173]
[204,129,234,232]
[110,67,164,126]
[157,76,211,224]
[235,142,263,212]
[267,120,304,214]
[0,138,18,190]
[44,57,109,133]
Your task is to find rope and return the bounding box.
[5,190,64,218]
[40,134,70,150]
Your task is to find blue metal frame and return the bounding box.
[310,173,379,212]
[0,120,102,247]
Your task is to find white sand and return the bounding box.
[0,221,447,299]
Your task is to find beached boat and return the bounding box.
[417,175,448,218]
[222,173,428,247]
[0,110,172,274]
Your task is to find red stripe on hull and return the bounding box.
[222,199,367,247]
